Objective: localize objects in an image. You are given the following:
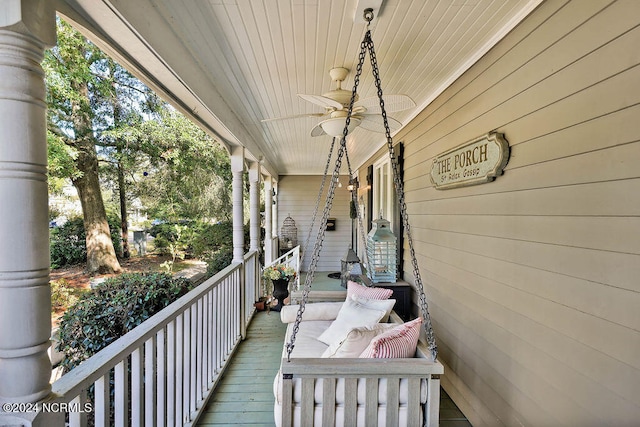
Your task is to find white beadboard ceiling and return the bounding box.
[56,0,542,176]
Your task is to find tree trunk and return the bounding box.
[118,159,130,259]
[71,81,122,274]
[72,143,122,274]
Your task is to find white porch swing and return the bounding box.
[273,9,443,427]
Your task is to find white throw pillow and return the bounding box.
[321,323,395,358]
[317,297,386,346]
[350,295,396,322]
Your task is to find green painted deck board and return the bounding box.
[197,310,284,426]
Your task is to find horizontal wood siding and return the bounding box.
[277,175,352,272]
[358,0,640,426]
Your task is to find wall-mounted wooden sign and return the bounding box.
[430,132,509,190]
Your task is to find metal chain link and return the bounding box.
[300,137,337,274]
[285,34,369,361]
[287,26,438,362]
[342,140,371,270]
[366,31,437,361]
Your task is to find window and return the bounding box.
[373,156,394,227]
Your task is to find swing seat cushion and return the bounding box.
[274,319,428,403]
[274,315,429,427]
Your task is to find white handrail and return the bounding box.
[46,250,260,427]
[264,245,301,289]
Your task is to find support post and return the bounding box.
[230,147,245,263]
[248,161,260,252]
[263,176,273,264]
[0,1,62,425]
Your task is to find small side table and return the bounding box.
[374,282,412,321]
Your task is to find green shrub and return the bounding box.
[190,221,234,258]
[56,272,193,372]
[205,246,234,277]
[50,278,85,313]
[50,215,122,268]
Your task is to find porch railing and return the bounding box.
[47,250,259,427]
[264,245,300,289]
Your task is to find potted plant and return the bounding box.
[262,263,297,312]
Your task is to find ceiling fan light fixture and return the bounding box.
[319,116,362,137]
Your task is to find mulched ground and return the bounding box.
[50,253,173,289]
[50,254,195,326]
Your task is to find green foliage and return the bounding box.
[149,220,249,277]
[205,247,234,277]
[50,279,85,313]
[56,273,193,372]
[190,221,234,258]
[201,221,252,277]
[135,109,232,222]
[50,216,122,269]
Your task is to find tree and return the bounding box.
[45,18,233,274]
[45,19,122,273]
[134,109,232,222]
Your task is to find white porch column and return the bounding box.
[263,176,273,264]
[0,0,56,413]
[272,180,279,243]
[248,161,260,252]
[230,147,245,263]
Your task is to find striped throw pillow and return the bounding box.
[347,280,393,300]
[359,317,422,358]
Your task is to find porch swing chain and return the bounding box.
[342,135,371,270]
[300,137,337,270]
[366,31,438,361]
[285,32,369,362]
[286,22,438,362]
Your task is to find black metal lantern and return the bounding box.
[340,246,364,287]
[366,217,397,283]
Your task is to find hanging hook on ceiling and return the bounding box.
[363,8,374,26]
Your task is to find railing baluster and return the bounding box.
[190,302,197,415]
[214,286,221,372]
[182,307,190,423]
[201,292,209,392]
[68,390,88,427]
[157,328,166,426]
[131,346,143,426]
[207,289,214,383]
[94,373,110,427]
[114,358,128,427]
[167,319,176,427]
[145,336,156,426]
[175,313,183,426]
[196,297,204,401]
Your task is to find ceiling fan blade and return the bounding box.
[261,112,326,123]
[359,115,402,133]
[354,94,415,114]
[298,94,344,110]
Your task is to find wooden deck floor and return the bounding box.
[196,309,471,426]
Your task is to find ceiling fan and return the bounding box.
[261,67,415,137]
